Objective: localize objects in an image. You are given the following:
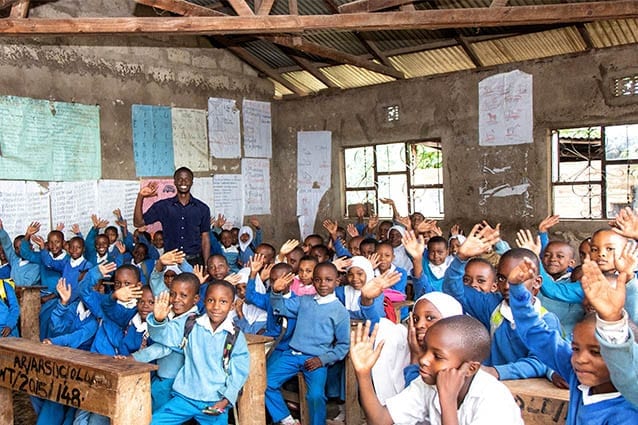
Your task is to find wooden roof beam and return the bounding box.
[0,0,19,11]
[9,0,28,17]
[134,0,226,16]
[256,0,276,16]
[288,53,339,89]
[226,0,254,16]
[339,0,416,14]
[2,1,638,35]
[264,35,404,79]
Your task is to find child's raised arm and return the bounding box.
[610,207,638,240]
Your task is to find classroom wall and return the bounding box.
[0,1,274,181]
[271,44,638,247]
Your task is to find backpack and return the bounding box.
[383,296,398,323]
[0,279,15,306]
[180,313,241,373]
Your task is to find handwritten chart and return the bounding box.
[0,95,101,181]
[242,99,272,158]
[212,174,243,229]
[242,158,270,215]
[479,70,533,146]
[97,180,140,224]
[172,108,209,172]
[49,181,99,239]
[297,131,332,238]
[0,181,51,240]
[132,105,175,177]
[208,98,241,159]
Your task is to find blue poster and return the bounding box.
[132,105,175,177]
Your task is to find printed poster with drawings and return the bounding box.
[140,179,176,235]
[479,70,533,146]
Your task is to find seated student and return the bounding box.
[149,280,250,424]
[420,236,452,294]
[210,228,240,273]
[373,242,408,296]
[387,225,413,273]
[129,242,155,285]
[238,218,262,267]
[301,234,323,255]
[359,238,378,258]
[41,236,92,302]
[580,256,638,408]
[234,274,266,335]
[377,220,392,243]
[118,285,155,355]
[152,230,165,256]
[463,258,498,293]
[290,255,317,296]
[322,219,356,259]
[0,274,19,337]
[448,233,466,256]
[133,272,200,411]
[508,256,638,424]
[443,225,561,381]
[350,316,524,425]
[0,219,40,286]
[149,249,194,296]
[266,262,350,425]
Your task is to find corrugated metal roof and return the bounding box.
[585,19,638,48]
[472,27,587,66]
[270,78,294,99]
[242,39,296,69]
[389,46,476,78]
[303,31,369,56]
[281,70,329,93]
[319,65,395,89]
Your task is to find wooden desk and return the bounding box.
[0,338,157,425]
[238,334,272,425]
[15,285,45,341]
[503,378,569,425]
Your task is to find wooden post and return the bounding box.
[344,353,362,425]
[0,387,13,424]
[237,334,272,425]
[503,378,569,425]
[15,285,44,341]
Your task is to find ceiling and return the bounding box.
[1,0,637,98]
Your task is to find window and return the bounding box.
[343,141,443,218]
[613,75,638,98]
[551,124,638,219]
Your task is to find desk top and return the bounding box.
[503,378,570,401]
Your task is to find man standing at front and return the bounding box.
[134,167,210,266]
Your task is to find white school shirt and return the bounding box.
[385,369,523,425]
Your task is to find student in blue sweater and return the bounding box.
[41,236,92,303]
[149,279,250,424]
[443,224,561,381]
[508,256,638,424]
[266,262,350,425]
[0,219,40,287]
[0,277,19,337]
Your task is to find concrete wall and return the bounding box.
[0,1,274,181]
[272,44,638,247]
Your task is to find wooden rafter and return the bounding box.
[339,0,417,14]
[256,0,276,16]
[0,0,19,10]
[263,35,404,79]
[288,54,339,89]
[357,32,393,68]
[226,0,254,16]
[490,0,510,7]
[135,0,225,16]
[289,0,298,15]
[9,0,28,17]
[455,35,482,67]
[577,23,595,49]
[2,1,636,35]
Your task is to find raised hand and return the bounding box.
[193,264,209,284]
[350,321,384,375]
[32,235,46,250]
[322,219,339,239]
[71,223,81,235]
[346,223,360,238]
[610,207,638,240]
[249,217,260,229]
[91,214,108,229]
[367,215,379,231]
[25,222,41,238]
[416,219,437,235]
[113,208,123,221]
[450,223,462,236]
[224,273,241,286]
[367,252,380,270]
[507,257,537,285]
[159,249,186,266]
[114,285,143,303]
[98,262,117,277]
[396,216,412,231]
[55,222,65,232]
[115,241,126,254]
[360,270,401,301]
[56,278,72,306]
[279,239,299,257]
[379,198,395,206]
[332,256,352,273]
[456,223,499,261]
[515,229,541,257]
[539,215,560,233]
[153,291,171,322]
[581,258,627,322]
[249,253,265,276]
[402,230,426,259]
[260,263,274,283]
[115,217,127,229]
[139,182,158,198]
[271,272,294,293]
[614,240,638,276]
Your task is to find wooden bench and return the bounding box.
[14,285,45,341]
[237,333,272,425]
[0,338,157,425]
[503,378,569,425]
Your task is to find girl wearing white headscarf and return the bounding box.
[335,256,385,323]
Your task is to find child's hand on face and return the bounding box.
[350,321,384,375]
[609,207,638,240]
[249,253,265,277]
[113,285,143,303]
[507,257,537,285]
[436,362,473,404]
[56,278,72,306]
[272,272,294,293]
[402,230,426,259]
[407,312,425,361]
[234,298,244,319]
[159,249,186,266]
[515,229,541,257]
[192,264,209,284]
[538,215,560,233]
[456,223,499,261]
[304,356,323,372]
[98,262,117,277]
[153,291,171,322]
[614,240,638,276]
[581,258,627,322]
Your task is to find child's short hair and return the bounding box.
[289,246,304,257]
[257,243,276,258]
[116,264,141,282]
[310,244,330,258]
[305,234,324,245]
[427,236,447,249]
[299,255,318,264]
[431,315,491,362]
[376,241,393,251]
[105,226,118,235]
[314,261,338,276]
[271,262,293,275]
[207,279,236,299]
[172,272,201,294]
[467,257,496,274]
[208,254,229,265]
[501,247,540,270]
[48,230,64,241]
[545,240,575,258]
[69,236,85,249]
[359,238,378,251]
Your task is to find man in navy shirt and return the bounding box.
[134,167,210,266]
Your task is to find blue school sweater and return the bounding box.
[245,277,296,351]
[0,228,40,286]
[0,263,10,279]
[335,285,385,326]
[148,313,250,404]
[510,283,638,424]
[415,256,445,295]
[41,251,92,302]
[84,228,124,269]
[209,233,240,273]
[118,314,152,356]
[443,256,558,380]
[0,281,20,337]
[20,240,64,293]
[270,293,350,366]
[48,299,98,350]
